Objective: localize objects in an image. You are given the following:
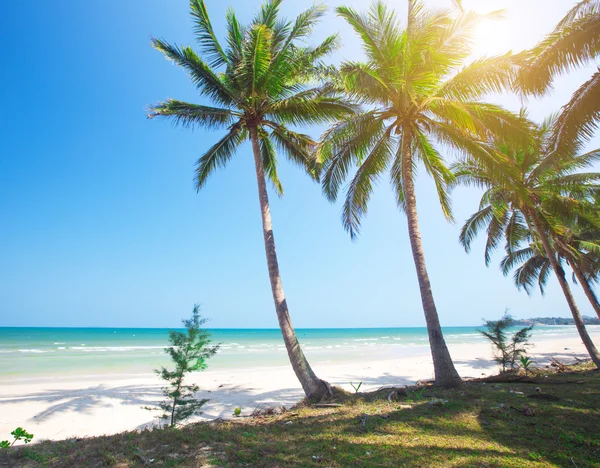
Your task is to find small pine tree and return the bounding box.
[479,312,533,372]
[152,305,219,427]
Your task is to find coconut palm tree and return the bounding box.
[455,115,600,367]
[149,0,355,398]
[500,225,600,319]
[318,0,528,387]
[519,0,600,155]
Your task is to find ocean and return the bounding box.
[0,326,590,382]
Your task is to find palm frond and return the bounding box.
[459,205,494,253]
[340,61,392,105]
[414,130,454,220]
[195,123,245,191]
[148,100,237,129]
[269,124,319,181]
[389,134,410,212]
[428,123,515,186]
[190,0,230,68]
[336,3,398,66]
[556,0,600,29]
[273,3,326,61]
[537,261,553,294]
[500,247,535,276]
[342,128,395,239]
[253,0,283,29]
[267,87,357,126]
[504,210,530,254]
[545,171,600,189]
[319,112,385,201]
[520,13,600,94]
[485,208,509,266]
[151,38,237,106]
[513,255,547,295]
[436,53,523,101]
[550,70,600,158]
[240,24,272,98]
[225,8,245,66]
[259,131,283,196]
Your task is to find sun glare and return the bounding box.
[472,19,512,57]
[466,1,533,59]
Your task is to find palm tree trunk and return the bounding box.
[400,124,462,387]
[249,126,329,398]
[568,257,600,320]
[527,208,600,368]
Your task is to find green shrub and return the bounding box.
[148,305,219,427]
[479,312,533,372]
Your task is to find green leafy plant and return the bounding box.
[148,304,219,427]
[1,427,34,449]
[350,382,363,394]
[520,355,534,376]
[479,312,533,372]
[411,388,426,401]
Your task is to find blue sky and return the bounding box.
[1,0,599,328]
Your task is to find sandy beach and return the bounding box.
[1,331,598,443]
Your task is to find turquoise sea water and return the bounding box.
[0,326,590,382]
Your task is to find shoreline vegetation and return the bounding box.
[514,316,600,326]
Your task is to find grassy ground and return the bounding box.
[1,363,599,467]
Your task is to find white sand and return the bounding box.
[1,332,598,442]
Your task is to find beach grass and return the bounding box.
[2,362,599,467]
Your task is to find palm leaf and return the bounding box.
[484,208,509,266]
[259,131,284,196]
[190,0,230,68]
[500,247,535,276]
[520,13,600,94]
[240,24,272,98]
[414,130,454,220]
[319,112,385,202]
[225,8,245,66]
[342,128,395,239]
[436,53,523,101]
[195,123,245,191]
[269,124,319,181]
[550,71,600,158]
[151,38,237,106]
[459,205,493,253]
[148,100,237,129]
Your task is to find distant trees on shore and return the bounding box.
[514,316,600,326]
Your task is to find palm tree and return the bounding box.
[519,0,600,155]
[455,115,600,367]
[500,226,600,319]
[318,1,528,387]
[149,0,355,398]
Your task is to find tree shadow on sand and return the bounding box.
[10,381,597,468]
[0,384,163,421]
[0,381,306,430]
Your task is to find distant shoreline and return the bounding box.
[1,321,598,330]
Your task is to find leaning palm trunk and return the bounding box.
[569,258,600,320]
[249,128,328,398]
[527,209,600,368]
[401,127,463,387]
